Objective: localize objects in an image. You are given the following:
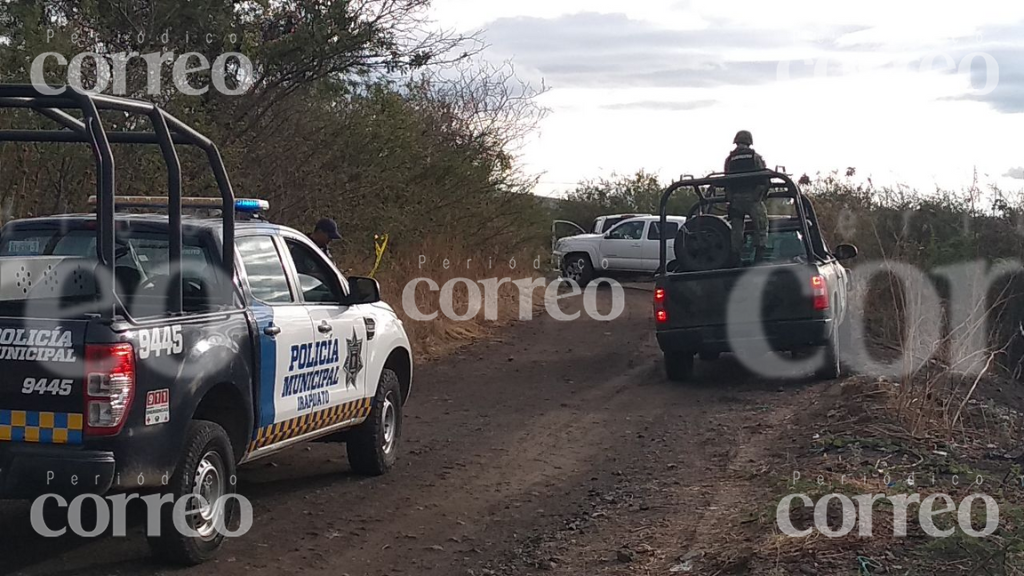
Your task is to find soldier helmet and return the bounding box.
[733,130,753,146]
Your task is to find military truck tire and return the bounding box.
[815,325,842,380]
[674,215,734,271]
[665,352,695,382]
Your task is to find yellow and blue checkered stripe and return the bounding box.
[0,410,84,444]
[249,397,372,452]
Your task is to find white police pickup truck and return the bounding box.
[0,85,413,566]
[0,199,414,563]
[553,215,688,286]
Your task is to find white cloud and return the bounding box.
[428,1,1024,195]
[432,0,699,30]
[602,99,717,111]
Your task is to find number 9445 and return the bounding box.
[21,377,73,396]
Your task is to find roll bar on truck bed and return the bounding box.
[657,170,816,272]
[0,84,237,319]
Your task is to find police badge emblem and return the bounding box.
[343,329,364,388]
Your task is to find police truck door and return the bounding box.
[282,237,367,411]
[236,235,316,448]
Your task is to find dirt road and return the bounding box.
[2,286,830,576]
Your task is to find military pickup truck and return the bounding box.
[653,171,858,382]
[0,85,413,565]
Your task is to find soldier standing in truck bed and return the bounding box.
[724,130,770,263]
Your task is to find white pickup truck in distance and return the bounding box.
[590,213,651,234]
[554,215,688,286]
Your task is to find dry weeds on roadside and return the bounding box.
[711,173,1024,574]
[808,172,1024,437]
[710,376,1024,576]
[847,266,1020,441]
[808,172,1024,374]
[340,240,549,360]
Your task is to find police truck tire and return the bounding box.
[347,368,403,476]
[149,420,237,566]
[664,352,695,382]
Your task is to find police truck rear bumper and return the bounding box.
[656,318,833,354]
[0,443,115,499]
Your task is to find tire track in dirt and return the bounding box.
[510,366,836,576]
[677,384,820,573]
[3,287,831,576]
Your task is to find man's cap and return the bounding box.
[734,130,753,146]
[315,218,342,240]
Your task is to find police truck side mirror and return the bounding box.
[346,276,381,305]
[834,244,858,261]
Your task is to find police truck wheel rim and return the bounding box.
[191,450,226,541]
[382,392,397,455]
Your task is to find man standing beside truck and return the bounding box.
[309,217,342,258]
[723,130,770,263]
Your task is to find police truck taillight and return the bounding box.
[811,275,829,311]
[654,287,668,323]
[84,343,135,436]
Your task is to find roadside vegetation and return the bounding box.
[553,169,696,229]
[0,0,552,357]
[549,167,1024,573]
[3,2,1024,572]
[553,167,1024,377]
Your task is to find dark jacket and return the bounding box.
[724,145,769,198]
[309,234,332,258]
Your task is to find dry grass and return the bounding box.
[339,238,549,361]
[812,188,1023,440]
[711,376,1024,575]
[855,268,1019,440]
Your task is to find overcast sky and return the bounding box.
[430,0,1024,197]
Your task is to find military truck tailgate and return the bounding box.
[658,263,819,329]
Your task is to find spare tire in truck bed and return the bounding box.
[674,215,734,271]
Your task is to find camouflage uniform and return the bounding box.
[723,131,769,260]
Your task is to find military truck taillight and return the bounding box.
[84,343,136,436]
[811,275,829,311]
[654,288,668,323]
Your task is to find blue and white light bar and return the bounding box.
[88,196,270,212]
[233,198,270,213]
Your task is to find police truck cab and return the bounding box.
[0,85,414,565]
